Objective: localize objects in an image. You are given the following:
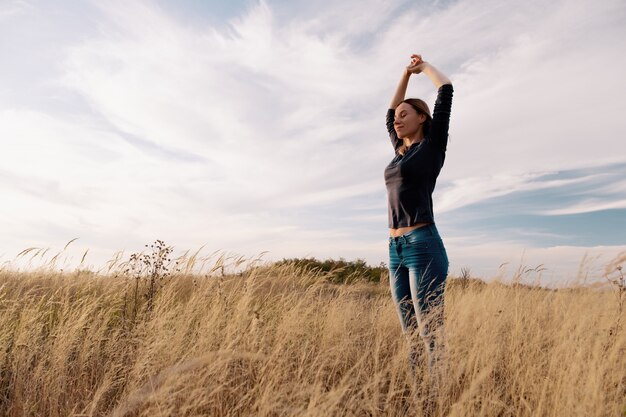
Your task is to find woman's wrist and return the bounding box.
[420,63,451,88]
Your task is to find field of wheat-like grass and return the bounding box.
[0,257,624,417]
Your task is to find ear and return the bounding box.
[418,113,427,124]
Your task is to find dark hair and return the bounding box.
[397,98,432,155]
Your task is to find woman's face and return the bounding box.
[394,103,426,138]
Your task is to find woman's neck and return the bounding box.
[402,128,425,148]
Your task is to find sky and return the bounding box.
[1,0,625,286]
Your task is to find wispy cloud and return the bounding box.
[436,170,617,214]
[539,199,626,216]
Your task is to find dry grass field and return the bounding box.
[0,247,624,417]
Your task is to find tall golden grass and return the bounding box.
[0,248,624,416]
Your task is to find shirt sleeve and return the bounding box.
[429,83,454,151]
[386,108,402,153]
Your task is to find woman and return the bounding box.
[384,54,453,378]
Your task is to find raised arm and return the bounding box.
[387,57,423,152]
[389,69,411,110]
[407,57,453,150]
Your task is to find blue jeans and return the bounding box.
[388,223,449,374]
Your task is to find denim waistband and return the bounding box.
[389,223,440,244]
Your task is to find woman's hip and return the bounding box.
[388,225,448,272]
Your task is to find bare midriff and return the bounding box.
[389,222,431,238]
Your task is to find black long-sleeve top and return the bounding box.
[384,83,454,228]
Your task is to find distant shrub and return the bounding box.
[271,257,388,284]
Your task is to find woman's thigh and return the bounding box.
[403,235,449,312]
[388,242,411,304]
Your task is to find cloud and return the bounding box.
[0,0,31,20]
[56,0,626,214]
[436,0,626,179]
[435,169,615,214]
[538,199,626,216]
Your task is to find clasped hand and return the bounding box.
[406,54,427,74]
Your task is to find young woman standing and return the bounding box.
[384,54,453,380]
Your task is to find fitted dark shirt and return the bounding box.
[384,83,454,228]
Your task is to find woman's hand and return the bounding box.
[406,54,427,75]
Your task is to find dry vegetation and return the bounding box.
[0,244,625,417]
